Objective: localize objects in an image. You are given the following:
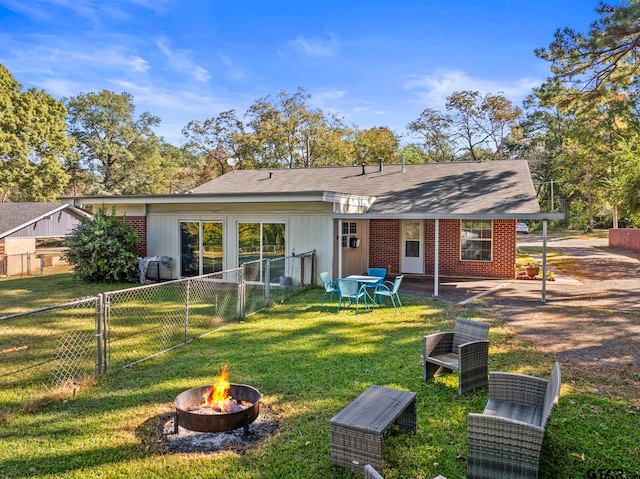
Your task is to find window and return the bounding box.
[461,220,492,261]
[238,222,285,264]
[404,221,421,258]
[180,221,223,277]
[342,221,358,248]
[238,222,286,282]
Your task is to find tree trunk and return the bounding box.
[587,191,594,233]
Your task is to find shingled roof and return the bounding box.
[191,160,540,216]
[0,202,89,239]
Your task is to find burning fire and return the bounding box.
[204,364,233,412]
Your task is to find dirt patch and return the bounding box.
[141,402,282,455]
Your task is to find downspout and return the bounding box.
[434,219,439,297]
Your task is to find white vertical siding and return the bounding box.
[146,203,335,280]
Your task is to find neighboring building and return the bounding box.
[0,202,91,276]
[61,161,562,290]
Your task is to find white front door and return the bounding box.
[401,220,424,274]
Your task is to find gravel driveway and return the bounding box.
[402,234,640,380]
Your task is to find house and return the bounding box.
[0,202,91,276]
[61,160,563,294]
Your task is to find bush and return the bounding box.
[65,210,140,283]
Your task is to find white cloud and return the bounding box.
[217,53,246,80]
[156,38,211,83]
[314,88,346,102]
[0,0,171,22]
[404,68,542,110]
[288,34,338,57]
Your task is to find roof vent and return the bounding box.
[361,163,366,175]
[269,172,273,179]
[379,158,384,172]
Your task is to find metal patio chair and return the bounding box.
[336,278,370,314]
[366,267,387,291]
[319,271,338,305]
[373,275,403,309]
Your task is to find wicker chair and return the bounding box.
[467,362,561,479]
[364,465,446,479]
[423,317,490,395]
[364,464,384,479]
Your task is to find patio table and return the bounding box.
[345,275,381,303]
[330,385,417,471]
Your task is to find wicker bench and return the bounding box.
[330,385,416,472]
[467,362,561,479]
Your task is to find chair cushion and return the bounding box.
[484,399,543,427]
[426,353,459,371]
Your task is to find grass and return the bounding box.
[0,271,135,317]
[1,275,639,478]
[518,246,581,278]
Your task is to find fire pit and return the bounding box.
[173,365,261,435]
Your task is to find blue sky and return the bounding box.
[1,0,602,145]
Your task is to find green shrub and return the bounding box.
[64,209,140,283]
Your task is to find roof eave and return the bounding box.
[333,212,565,220]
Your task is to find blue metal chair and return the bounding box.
[319,271,338,305]
[366,267,386,291]
[374,275,403,310]
[336,278,370,314]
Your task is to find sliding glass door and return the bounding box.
[180,221,223,277]
[238,222,286,280]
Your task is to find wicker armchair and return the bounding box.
[364,464,384,479]
[364,465,446,479]
[467,362,561,479]
[423,317,490,395]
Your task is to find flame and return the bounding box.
[204,364,232,412]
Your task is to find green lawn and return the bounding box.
[0,275,638,478]
[0,272,135,317]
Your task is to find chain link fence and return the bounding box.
[0,297,99,404]
[0,251,315,407]
[0,253,70,278]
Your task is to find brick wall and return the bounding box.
[369,219,516,279]
[609,228,640,252]
[120,216,147,257]
[369,219,401,275]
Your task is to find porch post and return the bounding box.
[542,220,547,303]
[338,219,343,279]
[433,219,439,297]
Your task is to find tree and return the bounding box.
[445,91,522,161]
[182,110,246,182]
[64,209,140,283]
[535,1,640,106]
[243,87,353,169]
[407,108,456,162]
[65,90,166,195]
[0,64,71,202]
[352,126,400,165]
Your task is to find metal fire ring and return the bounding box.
[174,383,262,435]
